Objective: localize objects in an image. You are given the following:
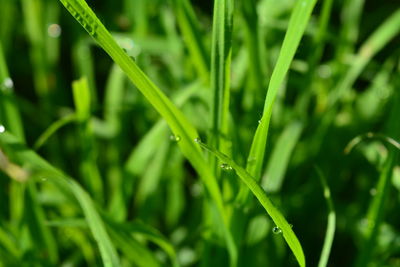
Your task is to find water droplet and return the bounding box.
[258,119,262,124]
[47,24,62,38]
[194,137,201,143]
[0,125,5,133]
[272,226,282,234]
[2,77,14,92]
[220,163,233,171]
[170,135,181,142]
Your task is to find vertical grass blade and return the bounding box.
[197,140,305,267]
[72,77,103,202]
[170,0,209,83]
[209,0,234,160]
[314,166,336,267]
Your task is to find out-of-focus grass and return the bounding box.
[1,0,400,266]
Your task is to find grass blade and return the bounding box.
[239,0,317,202]
[354,91,400,266]
[72,77,103,201]
[314,166,336,267]
[262,120,303,193]
[33,113,76,150]
[170,0,209,83]
[209,0,234,162]
[58,0,236,263]
[196,139,305,267]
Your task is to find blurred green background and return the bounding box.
[1,0,400,266]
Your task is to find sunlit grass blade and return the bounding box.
[314,166,336,267]
[0,132,121,267]
[196,140,305,267]
[262,120,303,193]
[239,0,317,202]
[73,38,98,106]
[58,0,236,263]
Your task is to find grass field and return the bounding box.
[1,0,400,266]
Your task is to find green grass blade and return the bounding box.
[262,120,303,193]
[239,0,266,93]
[196,140,305,267]
[314,166,336,267]
[72,77,103,201]
[335,0,365,63]
[354,91,400,266]
[0,132,121,267]
[73,38,98,106]
[58,0,236,263]
[33,113,76,150]
[239,0,317,202]
[170,0,209,83]
[209,0,234,159]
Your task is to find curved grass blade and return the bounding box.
[0,132,120,267]
[196,140,305,267]
[57,0,236,264]
[345,132,400,154]
[239,0,317,202]
[314,166,336,267]
[33,113,76,150]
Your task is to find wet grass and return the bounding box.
[0,0,400,266]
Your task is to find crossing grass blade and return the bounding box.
[58,0,236,264]
[196,140,305,267]
[0,131,121,267]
